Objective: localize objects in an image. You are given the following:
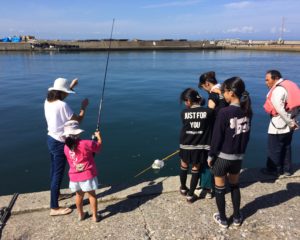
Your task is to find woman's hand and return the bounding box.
[81,98,89,110]
[71,98,89,123]
[69,78,78,90]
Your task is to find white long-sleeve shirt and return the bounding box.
[267,79,294,134]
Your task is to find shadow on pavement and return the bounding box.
[241,182,300,220]
[98,180,163,219]
[239,163,300,188]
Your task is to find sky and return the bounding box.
[0,0,299,40]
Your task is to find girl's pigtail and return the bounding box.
[180,88,205,105]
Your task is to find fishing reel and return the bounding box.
[91,134,97,141]
[91,127,100,141]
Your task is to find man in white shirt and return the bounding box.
[261,70,298,177]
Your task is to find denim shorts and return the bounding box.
[69,177,99,192]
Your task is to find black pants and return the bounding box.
[267,132,293,173]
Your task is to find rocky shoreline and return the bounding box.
[1,166,300,239]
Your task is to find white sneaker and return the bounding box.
[205,190,213,199]
[194,188,202,197]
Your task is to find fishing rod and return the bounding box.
[0,193,19,235]
[94,18,115,132]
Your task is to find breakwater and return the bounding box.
[1,39,300,52]
[0,40,221,51]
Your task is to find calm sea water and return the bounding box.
[1,50,300,195]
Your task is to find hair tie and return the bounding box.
[240,91,249,102]
[242,91,249,96]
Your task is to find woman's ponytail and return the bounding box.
[240,90,253,119]
[222,77,253,119]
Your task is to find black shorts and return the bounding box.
[180,149,208,165]
[212,157,242,177]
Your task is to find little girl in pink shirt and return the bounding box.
[63,120,102,222]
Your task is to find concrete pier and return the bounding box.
[1,166,300,239]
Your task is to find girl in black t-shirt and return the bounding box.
[197,71,228,198]
[179,88,214,203]
[208,77,252,228]
[198,71,228,113]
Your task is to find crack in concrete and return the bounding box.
[137,198,152,240]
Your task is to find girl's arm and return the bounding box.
[271,87,296,128]
[208,99,216,109]
[90,130,102,154]
[208,111,225,166]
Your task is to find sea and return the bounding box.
[1,50,300,196]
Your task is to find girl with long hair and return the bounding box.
[208,77,252,228]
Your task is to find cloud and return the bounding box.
[224,1,251,9]
[142,0,202,9]
[224,26,255,33]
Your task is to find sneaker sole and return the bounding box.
[180,190,188,196]
[233,222,242,226]
[205,193,213,199]
[213,213,228,228]
[179,187,189,196]
[233,213,243,226]
[186,195,197,203]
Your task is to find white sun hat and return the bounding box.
[63,120,84,137]
[48,77,75,94]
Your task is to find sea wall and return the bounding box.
[0,40,220,51]
[2,40,300,52]
[223,44,300,52]
[0,42,32,51]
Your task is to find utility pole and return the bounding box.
[279,16,285,41]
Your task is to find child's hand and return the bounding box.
[207,156,215,168]
[94,130,102,144]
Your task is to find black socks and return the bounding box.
[215,184,241,220]
[189,170,200,196]
[180,167,200,196]
[230,184,241,219]
[215,185,226,220]
[180,166,188,190]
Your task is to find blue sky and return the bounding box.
[0,0,299,40]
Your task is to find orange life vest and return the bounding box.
[263,79,300,116]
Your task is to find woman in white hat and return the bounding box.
[44,77,89,216]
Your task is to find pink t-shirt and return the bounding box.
[64,139,101,182]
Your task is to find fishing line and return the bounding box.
[134,150,179,178]
[94,18,115,131]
